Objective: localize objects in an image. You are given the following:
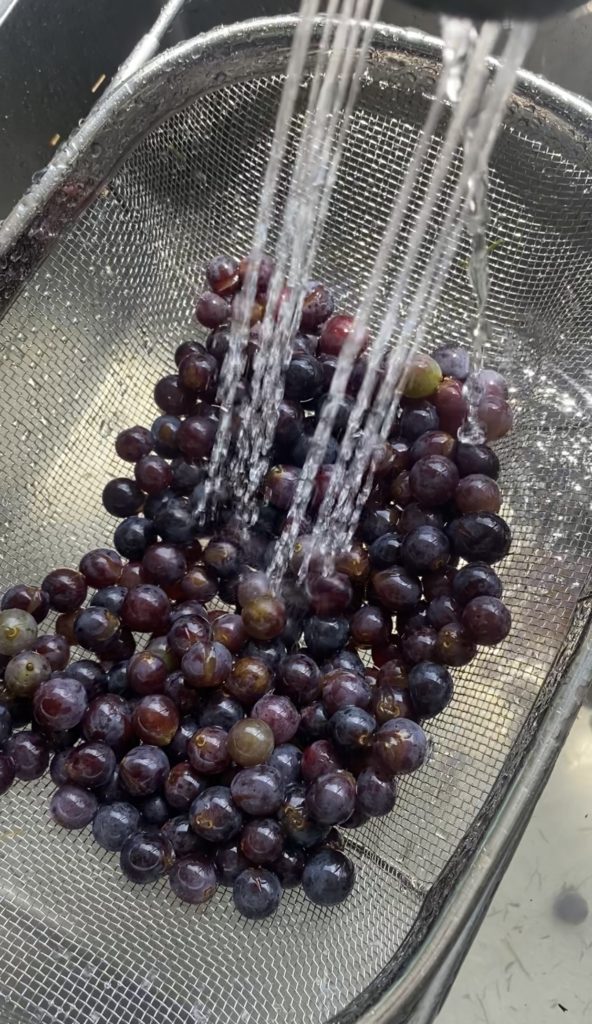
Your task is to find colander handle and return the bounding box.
[105,0,189,97]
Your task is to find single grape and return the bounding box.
[65,741,116,788]
[92,801,141,851]
[301,740,342,783]
[127,651,168,696]
[410,429,456,464]
[373,718,428,776]
[147,637,179,674]
[196,290,230,329]
[356,766,397,817]
[251,695,300,744]
[178,350,219,398]
[225,656,272,705]
[432,345,470,381]
[233,867,282,919]
[169,855,218,905]
[102,478,144,518]
[50,785,98,829]
[390,470,412,507]
[324,648,367,675]
[402,353,442,399]
[115,425,153,462]
[302,848,354,906]
[284,353,325,402]
[121,584,170,633]
[278,653,321,705]
[447,512,511,564]
[278,784,330,848]
[6,731,49,780]
[154,498,196,546]
[164,762,206,810]
[328,706,376,751]
[0,608,38,656]
[300,281,334,331]
[119,745,169,797]
[408,661,453,718]
[177,415,218,461]
[268,743,302,787]
[182,641,233,689]
[142,795,173,825]
[452,562,503,605]
[319,314,368,358]
[74,607,120,652]
[161,815,205,857]
[303,616,350,660]
[134,456,173,501]
[334,541,370,583]
[203,539,241,580]
[435,622,477,666]
[189,786,242,843]
[462,596,511,645]
[0,753,15,795]
[455,442,500,479]
[298,702,330,743]
[198,693,242,733]
[400,400,440,441]
[271,845,306,888]
[33,677,87,731]
[376,656,408,687]
[227,719,275,767]
[433,377,468,435]
[79,548,123,590]
[368,533,402,571]
[4,650,51,698]
[120,830,175,884]
[477,394,513,442]
[49,749,70,786]
[165,716,199,764]
[401,626,438,664]
[114,516,157,561]
[170,458,206,496]
[358,506,399,545]
[410,456,459,508]
[242,595,287,641]
[1,584,49,624]
[210,613,246,655]
[83,694,134,753]
[371,567,421,611]
[321,670,371,715]
[370,683,414,725]
[401,525,450,576]
[241,818,284,865]
[153,373,195,416]
[133,694,180,746]
[187,725,230,775]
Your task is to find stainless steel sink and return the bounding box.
[1,0,592,218]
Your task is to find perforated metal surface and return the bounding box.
[0,22,591,1024]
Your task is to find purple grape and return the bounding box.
[164,762,207,810]
[169,855,218,905]
[189,786,242,843]
[371,567,421,611]
[462,596,511,645]
[455,442,500,479]
[305,770,356,826]
[92,801,141,851]
[215,840,250,886]
[65,742,116,788]
[270,846,306,888]
[400,626,438,664]
[328,706,376,752]
[401,526,450,575]
[301,740,342,783]
[408,661,453,718]
[241,818,284,865]
[435,622,477,666]
[33,677,87,731]
[302,849,354,906]
[232,867,282,919]
[199,692,243,732]
[115,425,153,462]
[452,562,503,605]
[187,726,230,775]
[400,400,439,441]
[119,745,169,797]
[368,533,402,570]
[278,785,329,848]
[373,718,428,777]
[356,767,397,817]
[321,670,371,716]
[410,456,459,508]
[251,694,300,744]
[268,743,302,787]
[447,512,511,564]
[303,616,350,660]
[230,765,284,816]
[426,595,460,630]
[50,784,98,829]
[161,816,205,857]
[432,345,470,381]
[120,831,175,883]
[278,654,321,705]
[83,694,134,754]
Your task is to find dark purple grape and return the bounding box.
[408,661,453,718]
[350,604,390,648]
[187,726,230,775]
[278,785,329,848]
[401,526,450,575]
[306,573,352,617]
[241,595,287,642]
[154,374,194,417]
[151,414,181,458]
[169,855,218,905]
[455,474,502,514]
[197,693,241,733]
[166,716,198,763]
[120,830,175,883]
[303,770,354,827]
[41,569,87,614]
[33,677,87,731]
[233,867,282,919]
[95,768,126,805]
[462,596,511,645]
[423,567,457,602]
[370,683,414,724]
[170,458,206,495]
[79,548,123,590]
[102,478,144,518]
[432,345,470,380]
[390,470,412,507]
[368,533,402,570]
[182,642,233,690]
[121,584,170,633]
[134,455,173,496]
[455,442,500,479]
[226,657,272,706]
[358,506,399,545]
[0,704,13,747]
[251,695,300,744]
[203,539,241,580]
[50,785,98,829]
[127,652,167,696]
[241,818,284,865]
[196,290,229,329]
[426,595,460,630]
[146,637,178,674]
[298,702,329,743]
[401,626,438,664]
[237,571,272,607]
[178,350,219,397]
[114,517,157,561]
[167,618,210,661]
[328,706,376,751]
[1,584,49,624]
[177,415,217,461]
[319,313,368,358]
[303,616,350,660]
[116,425,153,462]
[74,607,120,653]
[302,848,354,906]
[65,742,116,788]
[371,567,421,611]
[141,794,171,826]
[189,786,242,843]
[164,762,206,810]
[334,542,370,584]
[373,718,428,776]
[447,512,511,564]
[120,562,147,588]
[400,400,439,441]
[435,622,477,666]
[6,731,48,780]
[275,399,304,449]
[301,740,342,783]
[4,649,51,698]
[270,845,306,888]
[0,752,15,795]
[325,649,367,675]
[215,840,249,886]
[263,465,300,512]
[356,767,397,817]
[268,743,301,787]
[211,613,247,656]
[433,377,467,435]
[154,497,196,545]
[278,653,321,705]
[321,670,371,716]
[206,254,240,295]
[133,694,180,746]
[410,430,456,464]
[452,562,503,605]
[92,801,141,851]
[161,815,205,857]
[284,353,324,403]
[83,694,133,753]
[143,545,188,587]
[119,745,169,797]
[410,456,459,508]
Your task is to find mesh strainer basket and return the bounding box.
[1,15,592,1024]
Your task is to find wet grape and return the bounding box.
[189,786,242,843]
[373,718,428,776]
[241,818,284,865]
[302,848,354,906]
[65,742,116,788]
[408,661,453,718]
[169,855,218,905]
[50,785,98,830]
[462,596,511,645]
[233,867,282,919]
[6,731,49,780]
[132,694,180,746]
[356,766,397,817]
[0,608,38,656]
[92,801,141,852]
[187,725,230,775]
[119,745,169,797]
[120,831,175,884]
[447,512,511,564]
[227,719,275,767]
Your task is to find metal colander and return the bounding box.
[1,16,592,1024]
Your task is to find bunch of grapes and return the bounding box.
[0,254,513,920]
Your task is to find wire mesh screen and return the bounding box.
[0,44,591,1024]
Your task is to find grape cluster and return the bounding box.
[0,255,513,921]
